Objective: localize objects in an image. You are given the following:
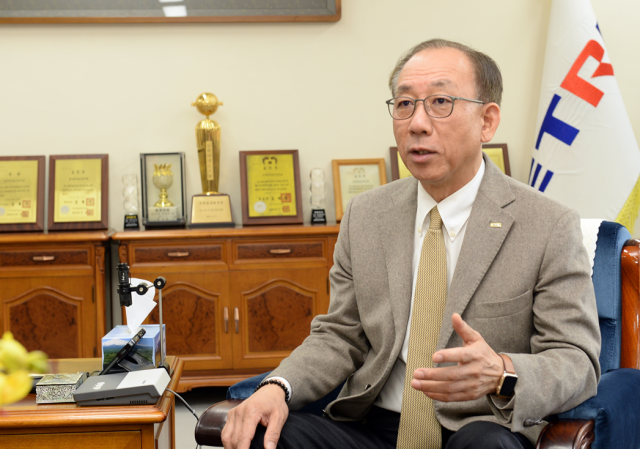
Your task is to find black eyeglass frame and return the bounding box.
[386,95,486,120]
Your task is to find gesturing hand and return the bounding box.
[410,313,505,402]
[221,384,289,449]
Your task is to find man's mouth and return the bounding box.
[408,148,436,163]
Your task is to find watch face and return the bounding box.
[501,374,518,397]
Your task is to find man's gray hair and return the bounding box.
[388,39,503,106]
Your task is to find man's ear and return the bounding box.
[480,103,501,143]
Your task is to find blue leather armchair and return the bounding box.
[195,221,640,449]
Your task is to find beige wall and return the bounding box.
[1,0,638,232]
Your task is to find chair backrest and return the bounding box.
[591,221,631,373]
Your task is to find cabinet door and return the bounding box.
[230,267,329,370]
[140,270,233,371]
[0,276,96,358]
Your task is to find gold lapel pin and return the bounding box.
[490,223,502,228]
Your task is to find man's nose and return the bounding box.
[408,100,434,135]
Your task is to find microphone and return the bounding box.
[117,263,133,307]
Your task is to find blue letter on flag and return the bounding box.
[535,94,580,149]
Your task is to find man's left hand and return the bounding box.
[411,313,505,402]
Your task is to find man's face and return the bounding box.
[393,47,498,201]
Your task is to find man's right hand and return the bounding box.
[221,384,289,449]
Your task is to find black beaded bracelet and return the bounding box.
[255,379,291,403]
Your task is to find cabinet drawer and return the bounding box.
[133,244,223,264]
[0,249,89,267]
[233,239,325,263]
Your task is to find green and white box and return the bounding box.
[102,324,166,370]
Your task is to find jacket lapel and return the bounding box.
[437,157,516,350]
[376,178,418,350]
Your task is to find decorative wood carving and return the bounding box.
[147,282,219,356]
[5,287,82,358]
[134,245,222,263]
[236,241,324,261]
[0,249,89,267]
[245,281,314,353]
[118,242,129,265]
[94,245,105,273]
[621,239,640,369]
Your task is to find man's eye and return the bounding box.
[431,96,451,105]
[397,100,414,109]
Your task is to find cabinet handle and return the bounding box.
[234,307,240,333]
[32,255,55,262]
[167,251,190,258]
[269,249,291,255]
[224,307,229,333]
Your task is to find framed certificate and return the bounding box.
[48,154,108,231]
[140,152,187,229]
[239,150,303,226]
[389,147,413,181]
[482,143,511,176]
[332,158,387,222]
[0,156,46,232]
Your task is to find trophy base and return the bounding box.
[189,193,236,229]
[143,218,187,230]
[311,209,327,225]
[124,214,140,230]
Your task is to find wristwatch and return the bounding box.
[496,354,518,398]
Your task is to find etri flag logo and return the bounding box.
[531,0,640,232]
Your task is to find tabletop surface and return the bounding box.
[0,356,183,429]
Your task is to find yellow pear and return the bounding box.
[0,371,31,406]
[0,332,28,372]
[26,350,49,374]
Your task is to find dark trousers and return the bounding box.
[250,407,534,449]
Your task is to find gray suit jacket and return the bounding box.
[271,155,601,442]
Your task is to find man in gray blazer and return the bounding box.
[222,39,601,449]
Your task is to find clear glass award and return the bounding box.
[310,168,327,224]
[122,173,140,229]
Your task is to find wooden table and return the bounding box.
[0,356,184,449]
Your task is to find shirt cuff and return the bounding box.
[487,393,516,423]
[266,377,293,403]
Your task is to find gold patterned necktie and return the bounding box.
[397,206,447,449]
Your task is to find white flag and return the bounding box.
[530,0,640,232]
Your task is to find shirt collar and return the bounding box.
[415,159,485,241]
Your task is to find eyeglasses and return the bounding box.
[386,95,485,120]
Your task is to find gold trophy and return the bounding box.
[190,92,234,228]
[153,164,174,207]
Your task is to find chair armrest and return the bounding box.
[535,419,594,449]
[550,368,640,449]
[195,399,244,447]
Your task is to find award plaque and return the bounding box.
[239,150,303,226]
[332,158,387,222]
[389,147,413,181]
[190,194,235,228]
[48,154,108,231]
[140,152,187,229]
[482,143,511,176]
[0,156,45,232]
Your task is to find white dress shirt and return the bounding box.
[273,160,485,408]
[374,160,485,412]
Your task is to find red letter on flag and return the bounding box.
[561,40,614,107]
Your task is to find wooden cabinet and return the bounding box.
[0,231,111,359]
[114,224,340,391]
